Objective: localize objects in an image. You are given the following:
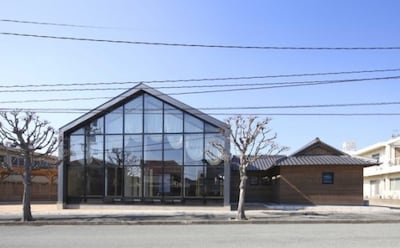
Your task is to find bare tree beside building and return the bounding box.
[0,111,58,221]
[227,116,287,220]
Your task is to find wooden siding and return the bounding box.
[276,165,364,205]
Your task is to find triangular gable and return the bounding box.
[60,83,228,133]
[291,137,346,156]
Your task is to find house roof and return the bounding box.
[354,136,400,156]
[60,83,228,133]
[231,138,379,171]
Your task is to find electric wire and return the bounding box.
[2,32,400,50]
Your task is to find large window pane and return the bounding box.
[67,166,84,197]
[184,114,203,133]
[204,166,224,197]
[164,134,183,166]
[143,166,162,198]
[89,117,104,135]
[125,96,143,133]
[144,135,162,164]
[125,135,143,165]
[105,107,123,134]
[184,134,204,165]
[105,135,123,166]
[106,167,122,197]
[205,133,224,166]
[86,166,104,197]
[164,166,182,197]
[125,166,142,197]
[184,166,204,197]
[144,94,162,133]
[164,104,183,133]
[86,134,104,166]
[69,135,84,166]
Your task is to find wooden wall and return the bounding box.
[276,165,364,205]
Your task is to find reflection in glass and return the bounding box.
[144,166,162,197]
[105,106,123,134]
[125,96,143,134]
[86,166,104,196]
[69,135,84,166]
[106,167,122,197]
[205,133,224,165]
[164,166,182,197]
[184,114,203,133]
[105,135,123,166]
[184,134,204,165]
[164,134,183,166]
[125,166,142,197]
[125,135,143,165]
[205,166,224,197]
[67,166,84,197]
[164,104,183,133]
[184,166,204,197]
[86,134,104,166]
[144,135,162,164]
[89,117,104,135]
[144,94,162,133]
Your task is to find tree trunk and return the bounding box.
[236,173,247,220]
[22,153,33,221]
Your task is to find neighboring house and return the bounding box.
[58,83,231,208]
[353,136,400,206]
[0,144,58,202]
[231,138,378,205]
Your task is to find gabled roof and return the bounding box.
[291,137,346,156]
[231,138,379,171]
[60,83,228,133]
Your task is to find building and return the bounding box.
[354,136,400,206]
[58,83,231,208]
[231,138,377,205]
[0,144,58,202]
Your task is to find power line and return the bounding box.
[1,67,400,89]
[1,101,399,113]
[2,32,400,50]
[0,75,398,94]
[0,19,113,29]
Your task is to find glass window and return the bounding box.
[106,167,123,197]
[71,127,85,135]
[205,133,224,166]
[322,172,334,184]
[390,178,400,191]
[164,134,183,166]
[86,166,104,196]
[125,166,142,197]
[184,114,204,133]
[89,117,104,135]
[67,166,84,197]
[105,107,123,134]
[125,135,143,166]
[105,135,123,167]
[87,134,104,166]
[184,166,204,197]
[184,134,204,165]
[125,96,143,134]
[143,166,162,197]
[144,135,162,164]
[164,166,182,197]
[144,94,162,133]
[204,166,224,197]
[70,135,85,166]
[164,104,183,133]
[205,123,220,133]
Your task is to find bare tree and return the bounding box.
[228,115,287,220]
[0,111,58,221]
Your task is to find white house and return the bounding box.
[354,136,400,206]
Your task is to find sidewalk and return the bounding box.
[1,203,400,225]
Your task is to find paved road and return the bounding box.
[1,224,399,248]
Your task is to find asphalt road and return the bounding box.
[1,223,400,248]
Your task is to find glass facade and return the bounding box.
[65,93,226,204]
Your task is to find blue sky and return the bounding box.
[1,0,400,152]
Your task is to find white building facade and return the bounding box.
[354,137,400,205]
